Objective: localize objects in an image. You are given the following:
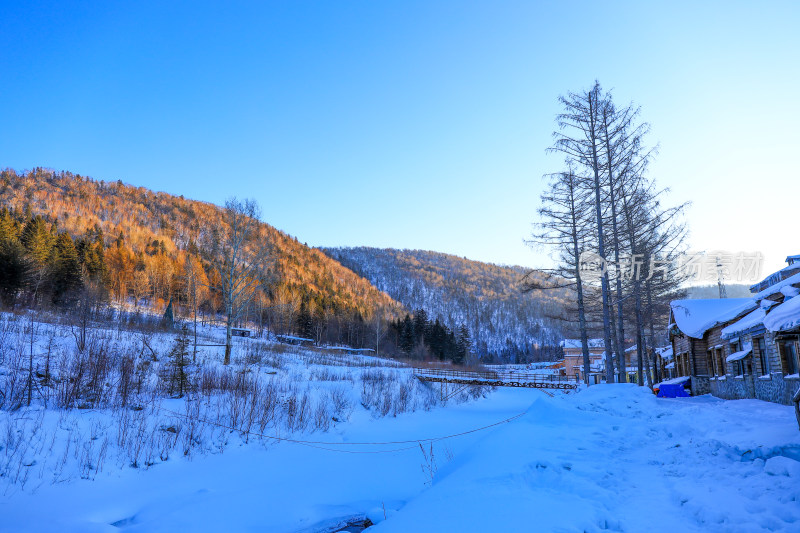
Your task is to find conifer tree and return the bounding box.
[413,308,429,345]
[20,216,55,304]
[0,237,28,307]
[161,325,192,398]
[398,314,415,354]
[455,324,472,365]
[21,215,54,266]
[51,232,83,306]
[296,301,314,340]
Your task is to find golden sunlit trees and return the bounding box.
[183,253,209,359]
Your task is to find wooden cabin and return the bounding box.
[665,255,800,405]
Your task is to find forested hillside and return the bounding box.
[322,247,570,360]
[0,168,403,347]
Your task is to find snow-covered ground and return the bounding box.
[1,313,799,532]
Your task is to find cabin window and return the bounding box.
[729,342,748,377]
[754,337,769,375]
[706,350,716,376]
[733,356,751,377]
[779,339,799,376]
[715,348,725,376]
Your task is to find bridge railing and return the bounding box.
[412,367,576,385]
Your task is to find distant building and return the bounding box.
[275,334,314,346]
[655,346,674,379]
[661,255,800,405]
[559,339,605,382]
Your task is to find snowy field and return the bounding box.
[1,314,799,532]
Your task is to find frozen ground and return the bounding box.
[1,313,799,532]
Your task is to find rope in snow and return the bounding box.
[155,403,532,454]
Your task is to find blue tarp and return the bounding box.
[657,383,690,398]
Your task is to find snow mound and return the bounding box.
[764,456,800,477]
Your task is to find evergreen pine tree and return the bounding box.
[162,325,192,397]
[296,301,314,340]
[455,324,471,365]
[0,238,29,307]
[163,297,175,329]
[413,309,428,345]
[21,215,54,267]
[77,226,109,290]
[399,314,415,354]
[51,232,83,306]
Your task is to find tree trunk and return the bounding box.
[224,302,233,365]
[645,278,661,384]
[634,279,646,386]
[588,91,615,383]
[601,110,627,384]
[572,226,591,385]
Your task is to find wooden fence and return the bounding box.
[412,367,578,391]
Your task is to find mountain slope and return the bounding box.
[0,168,403,324]
[321,247,569,358]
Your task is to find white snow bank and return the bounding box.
[3,380,800,533]
[371,385,800,533]
[764,456,800,477]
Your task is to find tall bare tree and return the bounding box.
[551,82,616,382]
[614,147,688,386]
[203,198,272,365]
[183,253,209,362]
[526,169,595,383]
[535,81,690,387]
[599,97,647,381]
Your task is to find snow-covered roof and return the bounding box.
[721,307,767,339]
[276,335,314,342]
[624,345,637,353]
[656,346,673,360]
[560,338,604,349]
[763,295,800,333]
[670,298,758,339]
[726,347,752,363]
[752,271,800,300]
[655,375,689,386]
[781,285,800,299]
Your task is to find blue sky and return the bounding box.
[1,1,798,276]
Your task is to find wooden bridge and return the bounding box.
[413,367,579,391]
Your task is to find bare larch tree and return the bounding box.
[525,168,595,383]
[551,81,616,382]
